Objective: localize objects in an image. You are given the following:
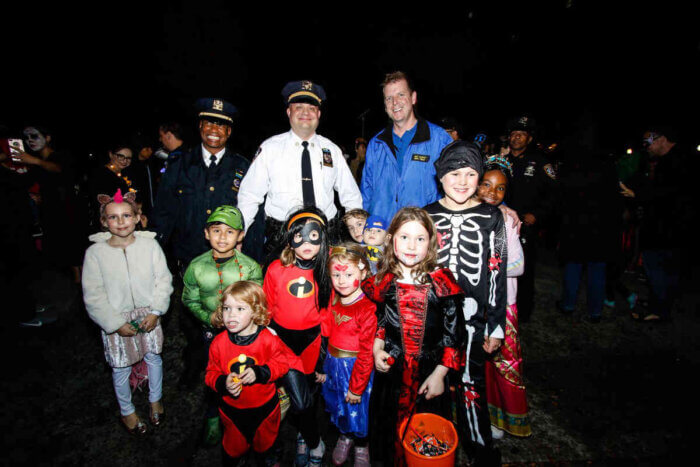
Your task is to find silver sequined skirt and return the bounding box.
[101,307,163,368]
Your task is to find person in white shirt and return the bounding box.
[237,80,362,266]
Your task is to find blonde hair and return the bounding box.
[213,281,270,328]
[375,207,438,285]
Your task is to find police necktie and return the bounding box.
[301,141,315,207]
[208,154,217,170]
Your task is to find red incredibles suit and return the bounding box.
[362,269,464,466]
[205,326,300,458]
[264,260,321,374]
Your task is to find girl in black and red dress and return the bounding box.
[362,207,464,466]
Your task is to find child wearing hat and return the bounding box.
[362,215,387,275]
[182,205,263,445]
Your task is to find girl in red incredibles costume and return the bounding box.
[317,243,376,467]
[263,206,332,466]
[206,281,300,466]
[361,207,464,467]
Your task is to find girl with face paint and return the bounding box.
[360,207,464,466]
[19,124,85,286]
[262,206,331,465]
[317,243,376,466]
[19,126,62,173]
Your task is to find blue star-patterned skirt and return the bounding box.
[322,355,374,438]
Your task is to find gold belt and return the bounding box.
[328,344,358,358]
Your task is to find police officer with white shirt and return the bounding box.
[237,80,363,265]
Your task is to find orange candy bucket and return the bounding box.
[399,413,458,467]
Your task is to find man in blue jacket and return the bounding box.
[360,71,453,221]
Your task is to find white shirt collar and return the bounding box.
[289,129,318,148]
[201,145,226,167]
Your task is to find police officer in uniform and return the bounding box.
[237,80,363,267]
[151,98,250,270]
[504,115,557,323]
[150,99,251,395]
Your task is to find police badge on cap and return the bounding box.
[196,97,238,123]
[282,80,326,106]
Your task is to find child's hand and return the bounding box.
[225,373,243,397]
[139,314,159,333]
[117,322,138,337]
[345,391,361,404]
[418,365,449,400]
[374,350,392,373]
[210,312,223,328]
[482,337,502,354]
[238,367,257,385]
[315,372,327,383]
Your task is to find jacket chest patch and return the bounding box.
[411,154,430,162]
[524,163,536,177]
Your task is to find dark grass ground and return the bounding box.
[1,247,695,466]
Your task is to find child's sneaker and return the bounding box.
[603,299,616,308]
[309,439,325,466]
[491,425,505,440]
[354,446,370,467]
[295,433,309,467]
[332,435,353,465]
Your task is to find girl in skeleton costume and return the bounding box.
[424,140,507,466]
[479,155,531,439]
[362,207,464,467]
[263,206,332,466]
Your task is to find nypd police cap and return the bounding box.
[282,80,326,106]
[506,115,537,136]
[196,98,237,124]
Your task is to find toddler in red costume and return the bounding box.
[205,281,300,465]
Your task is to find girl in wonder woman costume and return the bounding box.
[317,243,376,466]
[263,206,332,466]
[361,207,464,467]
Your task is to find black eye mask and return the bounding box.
[289,222,322,248]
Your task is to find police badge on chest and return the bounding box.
[524,162,536,177]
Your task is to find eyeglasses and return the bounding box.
[114,153,132,161]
